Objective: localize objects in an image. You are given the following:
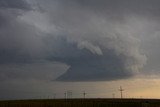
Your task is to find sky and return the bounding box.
[0,0,160,100]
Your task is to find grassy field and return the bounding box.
[0,98,160,107]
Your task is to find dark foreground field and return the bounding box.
[0,98,160,107]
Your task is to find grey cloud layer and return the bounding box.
[0,0,30,10]
[0,0,160,82]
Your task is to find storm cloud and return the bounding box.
[26,0,148,81]
[0,0,160,82]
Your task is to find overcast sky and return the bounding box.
[0,0,160,99]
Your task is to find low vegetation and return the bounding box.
[0,98,160,107]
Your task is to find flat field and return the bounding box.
[0,98,160,107]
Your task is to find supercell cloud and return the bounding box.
[0,0,160,82]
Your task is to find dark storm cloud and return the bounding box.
[46,37,130,81]
[0,0,47,64]
[52,0,160,18]
[46,34,145,81]
[36,0,148,81]
[55,43,132,81]
[0,0,30,10]
[45,0,160,81]
[0,0,56,85]
[0,0,160,82]
[0,12,45,64]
